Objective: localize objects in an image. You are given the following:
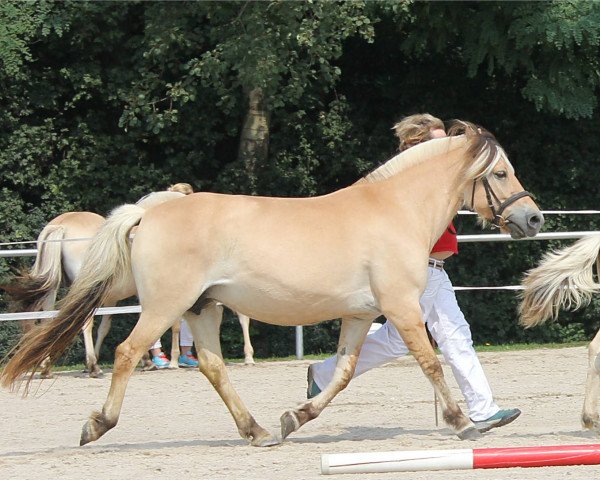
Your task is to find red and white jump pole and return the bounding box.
[321,444,600,474]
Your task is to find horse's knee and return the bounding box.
[114,341,139,368]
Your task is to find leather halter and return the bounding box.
[470,177,534,228]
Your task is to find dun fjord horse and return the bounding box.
[2,193,257,377]
[519,233,600,431]
[1,122,543,447]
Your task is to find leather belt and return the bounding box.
[428,258,445,271]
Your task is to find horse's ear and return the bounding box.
[448,120,498,142]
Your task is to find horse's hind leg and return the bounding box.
[280,316,372,440]
[184,304,278,447]
[82,315,103,378]
[21,319,54,378]
[237,312,255,365]
[80,310,180,445]
[582,329,600,431]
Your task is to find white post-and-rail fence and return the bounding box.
[1,209,599,359]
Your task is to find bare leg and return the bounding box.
[385,303,479,440]
[237,313,255,365]
[184,304,277,447]
[582,329,600,430]
[280,316,373,439]
[80,310,180,445]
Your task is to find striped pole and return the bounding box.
[320,444,600,474]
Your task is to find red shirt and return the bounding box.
[431,222,458,255]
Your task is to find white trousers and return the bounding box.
[311,265,499,421]
[150,319,194,351]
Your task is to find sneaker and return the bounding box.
[151,352,170,369]
[307,364,322,399]
[178,352,199,368]
[472,408,521,433]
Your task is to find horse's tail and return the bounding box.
[1,224,66,313]
[519,234,600,328]
[0,204,145,392]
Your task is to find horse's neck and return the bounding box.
[384,149,467,245]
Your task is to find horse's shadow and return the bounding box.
[290,425,445,444]
[2,427,598,458]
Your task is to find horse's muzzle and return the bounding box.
[505,208,544,239]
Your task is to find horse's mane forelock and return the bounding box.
[357,120,512,185]
[448,120,513,180]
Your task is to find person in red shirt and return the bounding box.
[308,114,520,433]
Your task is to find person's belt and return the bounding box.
[428,258,445,270]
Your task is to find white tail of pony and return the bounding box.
[519,234,600,328]
[28,224,65,310]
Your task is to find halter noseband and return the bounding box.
[470,177,534,229]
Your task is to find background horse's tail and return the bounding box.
[519,234,600,328]
[0,204,145,392]
[1,224,65,313]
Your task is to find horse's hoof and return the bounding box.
[251,434,280,447]
[244,359,256,366]
[581,413,600,431]
[280,411,300,439]
[88,369,104,379]
[80,421,96,446]
[457,426,482,440]
[40,372,54,379]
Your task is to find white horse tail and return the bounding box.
[519,234,600,328]
[0,204,145,391]
[1,224,65,313]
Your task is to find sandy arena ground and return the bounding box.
[1,346,599,479]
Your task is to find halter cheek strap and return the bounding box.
[470,178,534,228]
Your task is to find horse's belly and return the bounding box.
[211,285,379,325]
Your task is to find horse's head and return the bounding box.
[452,122,544,239]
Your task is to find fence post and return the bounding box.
[295,326,304,359]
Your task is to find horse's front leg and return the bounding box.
[80,310,179,445]
[385,301,479,440]
[82,315,103,378]
[168,319,181,369]
[237,312,255,365]
[185,304,278,447]
[94,310,114,361]
[582,329,600,431]
[280,316,373,440]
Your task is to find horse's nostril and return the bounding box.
[528,214,544,228]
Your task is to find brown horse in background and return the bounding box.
[1,122,543,447]
[519,233,600,431]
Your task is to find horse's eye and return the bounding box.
[494,170,507,179]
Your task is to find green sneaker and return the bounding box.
[307,364,322,399]
[472,408,521,433]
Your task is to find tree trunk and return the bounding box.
[237,87,270,194]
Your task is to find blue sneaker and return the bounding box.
[151,352,170,369]
[178,352,199,368]
[307,364,322,399]
[472,408,521,433]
